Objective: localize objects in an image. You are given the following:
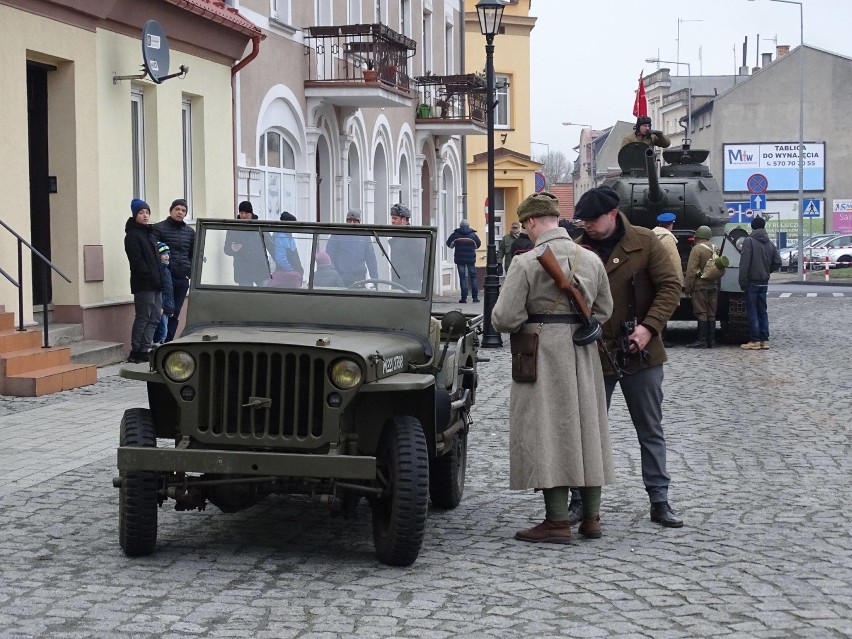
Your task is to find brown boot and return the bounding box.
[515,519,572,544]
[578,515,602,539]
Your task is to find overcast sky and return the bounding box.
[528,0,852,162]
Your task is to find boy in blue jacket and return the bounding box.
[153,242,175,345]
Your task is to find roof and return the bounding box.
[165,0,263,38]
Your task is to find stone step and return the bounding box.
[0,329,42,354]
[0,310,14,332]
[0,345,71,376]
[69,340,127,367]
[1,362,97,397]
[46,323,85,346]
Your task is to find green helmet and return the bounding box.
[695,225,712,240]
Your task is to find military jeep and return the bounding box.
[116,219,480,566]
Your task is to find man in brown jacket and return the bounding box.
[571,186,684,528]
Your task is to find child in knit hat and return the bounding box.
[153,242,175,345]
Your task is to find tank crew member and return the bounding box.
[571,186,684,528]
[620,116,671,149]
[684,225,720,349]
[492,192,615,544]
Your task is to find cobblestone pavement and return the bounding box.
[1,296,850,638]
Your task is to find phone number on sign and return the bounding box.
[764,160,819,167]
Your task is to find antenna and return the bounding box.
[113,20,189,84]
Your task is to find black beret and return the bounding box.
[573,186,620,220]
[751,216,766,230]
[517,192,560,222]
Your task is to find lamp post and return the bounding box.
[562,122,595,187]
[476,0,505,348]
[750,0,804,279]
[645,58,691,145]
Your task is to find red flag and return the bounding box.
[633,72,647,118]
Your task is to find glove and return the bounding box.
[651,130,663,137]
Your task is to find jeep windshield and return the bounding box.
[197,220,431,297]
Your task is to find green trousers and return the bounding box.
[543,486,601,521]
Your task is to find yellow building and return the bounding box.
[464,0,539,267]
[0,1,259,353]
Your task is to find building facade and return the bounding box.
[0,0,259,344]
[233,0,481,294]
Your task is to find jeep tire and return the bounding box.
[429,427,467,509]
[119,408,159,557]
[371,416,429,566]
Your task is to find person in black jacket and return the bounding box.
[153,198,195,341]
[124,199,163,363]
[224,201,270,286]
[738,216,782,350]
[446,219,482,303]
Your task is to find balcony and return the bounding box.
[303,23,416,108]
[413,74,488,136]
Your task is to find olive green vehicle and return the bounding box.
[116,219,480,566]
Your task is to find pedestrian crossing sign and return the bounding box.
[803,199,821,218]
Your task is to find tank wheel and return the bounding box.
[722,295,750,343]
[429,424,467,510]
[371,416,429,566]
[119,408,159,557]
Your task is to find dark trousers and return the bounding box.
[166,276,189,342]
[745,283,769,342]
[456,263,478,301]
[131,290,162,353]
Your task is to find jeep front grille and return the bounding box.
[195,350,328,445]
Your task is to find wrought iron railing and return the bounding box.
[303,23,417,92]
[413,73,487,124]
[0,218,71,347]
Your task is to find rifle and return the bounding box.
[617,273,651,374]
[534,245,622,379]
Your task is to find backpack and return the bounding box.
[698,243,727,281]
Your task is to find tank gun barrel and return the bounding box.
[644,147,664,204]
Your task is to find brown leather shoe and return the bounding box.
[514,519,572,544]
[578,515,602,539]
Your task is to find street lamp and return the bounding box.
[750,0,805,280]
[476,0,505,348]
[645,58,691,145]
[562,122,595,185]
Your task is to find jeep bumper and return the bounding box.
[117,447,376,480]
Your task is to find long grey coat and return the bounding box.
[492,227,615,490]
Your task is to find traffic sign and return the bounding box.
[747,173,768,195]
[534,171,546,193]
[750,194,766,211]
[803,199,821,218]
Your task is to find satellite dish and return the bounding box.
[142,20,170,84]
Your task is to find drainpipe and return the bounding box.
[231,35,262,212]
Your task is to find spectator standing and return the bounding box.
[684,226,719,349]
[325,209,379,285]
[388,203,422,291]
[153,242,174,345]
[739,216,782,350]
[124,199,162,363]
[152,198,194,342]
[269,211,303,288]
[224,201,270,286]
[652,212,683,347]
[497,222,521,273]
[313,251,345,288]
[446,219,482,303]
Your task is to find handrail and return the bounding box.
[0,218,72,347]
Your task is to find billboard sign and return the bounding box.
[833,199,852,234]
[722,142,825,192]
[725,199,825,244]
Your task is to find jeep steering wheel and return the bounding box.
[348,278,411,293]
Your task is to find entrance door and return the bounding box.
[27,63,52,306]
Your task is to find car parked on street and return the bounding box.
[116,219,481,566]
[780,234,833,272]
[805,234,852,269]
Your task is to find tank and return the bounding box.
[602,142,748,342]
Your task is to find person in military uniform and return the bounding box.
[620,116,671,149]
[570,186,684,528]
[652,212,683,347]
[492,192,614,544]
[684,225,719,349]
[497,222,522,273]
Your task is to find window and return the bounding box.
[130,90,145,199]
[348,0,361,23]
[422,10,432,76]
[316,0,332,25]
[445,22,454,74]
[375,0,387,23]
[400,0,410,36]
[495,74,510,128]
[270,0,291,22]
[181,99,193,217]
[258,130,297,221]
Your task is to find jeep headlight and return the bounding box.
[330,358,362,390]
[164,350,196,382]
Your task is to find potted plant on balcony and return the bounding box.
[363,59,378,83]
[416,103,432,119]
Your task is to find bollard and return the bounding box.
[825,256,830,282]
[802,256,808,281]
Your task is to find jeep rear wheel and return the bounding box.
[119,408,159,557]
[371,416,429,566]
[429,426,467,509]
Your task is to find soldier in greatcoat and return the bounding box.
[492,192,615,544]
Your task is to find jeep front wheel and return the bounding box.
[118,408,159,557]
[371,416,429,566]
[429,427,467,509]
